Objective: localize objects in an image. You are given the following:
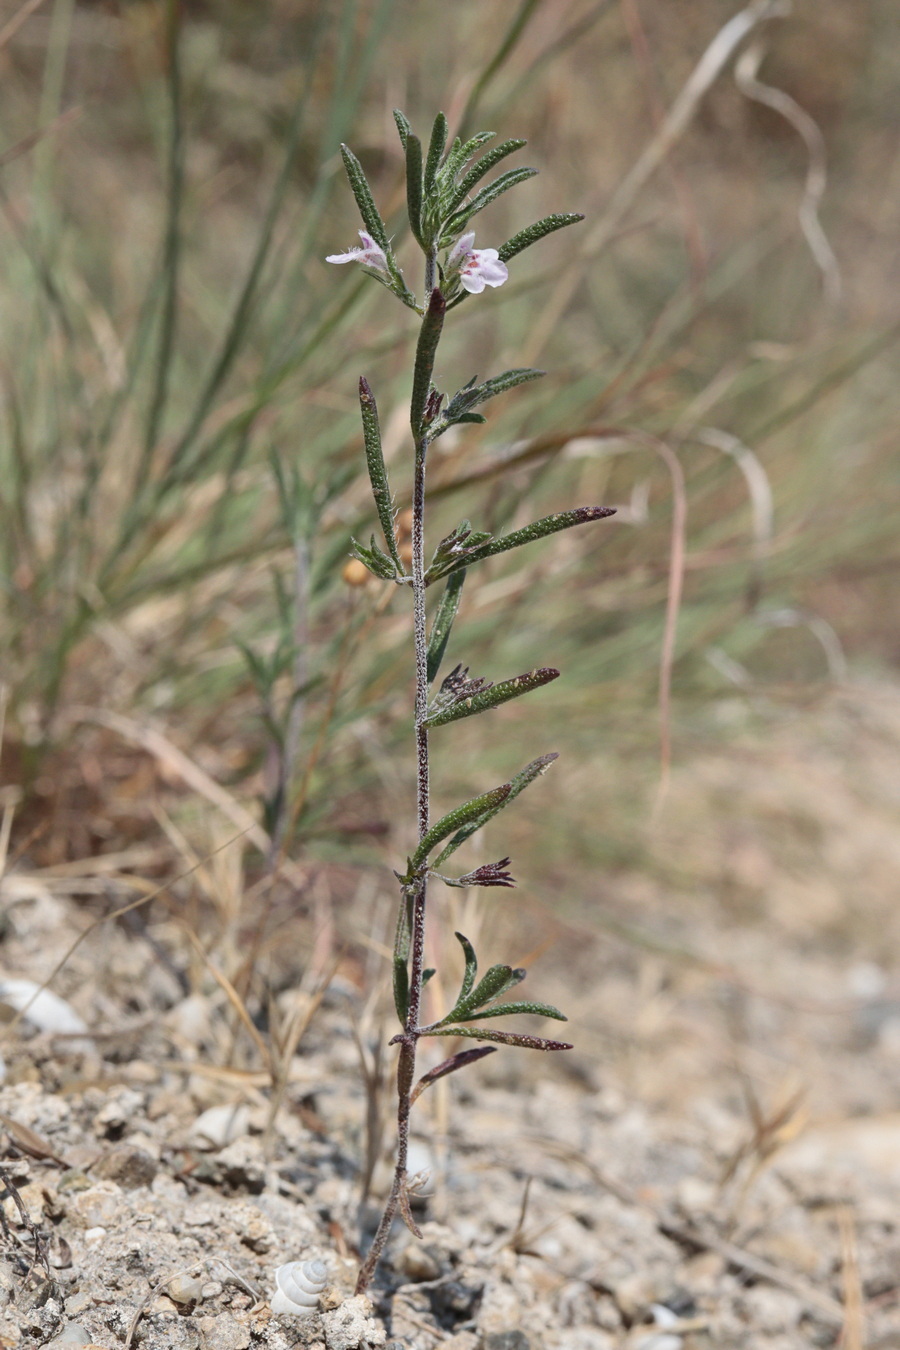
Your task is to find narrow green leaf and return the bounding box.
[434,752,558,866]
[428,521,491,571]
[426,1026,573,1052]
[411,783,512,869]
[409,1046,497,1106]
[455,931,478,1003]
[424,666,559,728]
[393,890,413,1024]
[349,536,397,581]
[405,133,424,245]
[358,378,403,570]
[427,570,466,683]
[339,144,389,251]
[439,131,495,187]
[427,506,616,583]
[434,368,544,437]
[474,367,545,401]
[443,166,538,237]
[424,112,449,195]
[410,289,446,440]
[421,968,436,986]
[457,999,567,1022]
[498,212,585,263]
[447,138,527,214]
[442,963,526,1024]
[392,108,411,150]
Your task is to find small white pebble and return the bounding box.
[84,1227,106,1246]
[650,1305,680,1328]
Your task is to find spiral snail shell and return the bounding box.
[269,1258,328,1315]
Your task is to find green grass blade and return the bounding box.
[457,0,542,136]
[139,0,183,483]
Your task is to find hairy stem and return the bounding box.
[356,279,444,1296]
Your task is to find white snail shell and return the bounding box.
[269,1259,328,1315]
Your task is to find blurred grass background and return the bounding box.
[1,0,899,1022]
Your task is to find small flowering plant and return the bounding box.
[328,112,616,1293]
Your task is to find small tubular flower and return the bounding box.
[447,232,509,295]
[326,230,390,274]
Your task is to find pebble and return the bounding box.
[94,1144,158,1190]
[44,1327,92,1347]
[167,1274,205,1305]
[189,1104,250,1151]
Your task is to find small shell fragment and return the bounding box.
[0,978,95,1052]
[189,1102,250,1150]
[167,1273,205,1305]
[270,1258,328,1315]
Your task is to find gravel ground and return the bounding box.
[3,684,900,1348]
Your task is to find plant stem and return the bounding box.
[356,275,443,1296]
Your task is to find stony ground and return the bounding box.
[2,681,900,1349]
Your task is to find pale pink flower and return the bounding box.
[326,230,389,274]
[448,232,509,294]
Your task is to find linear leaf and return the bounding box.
[426,1026,573,1052]
[467,367,545,404]
[424,112,448,195]
[457,999,567,1022]
[429,522,492,570]
[442,963,526,1024]
[427,570,466,683]
[393,890,413,1024]
[443,166,538,236]
[410,289,446,439]
[433,368,544,436]
[427,506,615,583]
[425,666,559,728]
[440,131,495,187]
[434,752,558,866]
[349,536,398,581]
[338,144,389,251]
[409,1047,497,1106]
[447,138,527,214]
[455,931,478,1003]
[358,378,403,570]
[392,108,411,150]
[411,783,511,869]
[405,132,424,245]
[498,212,585,263]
